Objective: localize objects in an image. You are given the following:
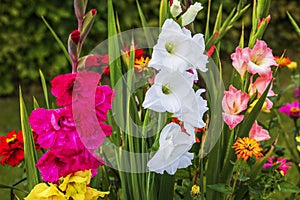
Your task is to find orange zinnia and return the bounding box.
[274,56,291,68]
[232,137,263,162]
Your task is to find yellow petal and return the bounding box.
[25,183,65,200]
[85,187,110,200]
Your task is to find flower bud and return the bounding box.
[74,0,88,21]
[70,30,81,45]
[170,0,182,18]
[181,2,203,26]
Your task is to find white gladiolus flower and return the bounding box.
[170,0,182,18]
[142,69,195,113]
[175,89,208,128]
[181,2,203,26]
[148,19,208,73]
[147,123,195,175]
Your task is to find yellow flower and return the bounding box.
[191,184,201,197]
[59,170,92,200]
[248,99,270,113]
[287,61,297,70]
[232,137,263,162]
[24,183,65,200]
[296,136,300,143]
[134,56,150,72]
[85,187,110,200]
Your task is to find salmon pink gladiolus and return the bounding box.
[247,40,277,76]
[249,120,270,141]
[222,85,250,130]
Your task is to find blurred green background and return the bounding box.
[0,0,299,199]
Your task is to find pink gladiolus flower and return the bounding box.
[249,120,270,141]
[222,85,250,130]
[249,71,275,110]
[279,101,300,118]
[263,156,292,176]
[231,46,250,77]
[247,40,277,76]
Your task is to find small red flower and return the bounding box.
[0,130,24,166]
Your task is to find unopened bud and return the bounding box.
[181,2,203,26]
[170,0,182,18]
[70,30,81,45]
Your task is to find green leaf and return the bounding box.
[136,0,155,48]
[107,0,122,88]
[0,183,26,193]
[239,81,272,138]
[19,87,40,191]
[41,16,72,65]
[278,181,300,193]
[207,184,232,194]
[287,11,300,37]
[39,69,49,109]
[33,97,40,109]
[159,0,168,28]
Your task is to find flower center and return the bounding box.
[290,107,300,114]
[162,85,171,95]
[165,41,175,54]
[6,134,17,144]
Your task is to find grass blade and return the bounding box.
[159,0,168,28]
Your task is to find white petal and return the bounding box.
[142,85,166,112]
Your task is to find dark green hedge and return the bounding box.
[0,0,299,96]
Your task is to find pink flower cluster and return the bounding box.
[222,40,277,141]
[263,156,292,176]
[29,71,114,182]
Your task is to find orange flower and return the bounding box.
[134,56,150,72]
[232,137,263,162]
[274,56,291,68]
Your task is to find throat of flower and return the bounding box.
[162,85,171,95]
[165,41,175,54]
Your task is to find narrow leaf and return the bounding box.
[41,16,72,65]
[19,87,40,191]
[107,0,123,88]
[136,0,155,47]
[159,0,168,28]
[287,11,300,37]
[279,182,300,193]
[39,69,49,109]
[207,184,232,194]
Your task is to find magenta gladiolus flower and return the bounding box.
[249,120,270,141]
[263,156,292,176]
[29,108,83,151]
[279,101,300,118]
[51,71,101,106]
[222,85,250,130]
[36,149,103,182]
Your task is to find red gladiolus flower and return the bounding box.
[0,130,24,166]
